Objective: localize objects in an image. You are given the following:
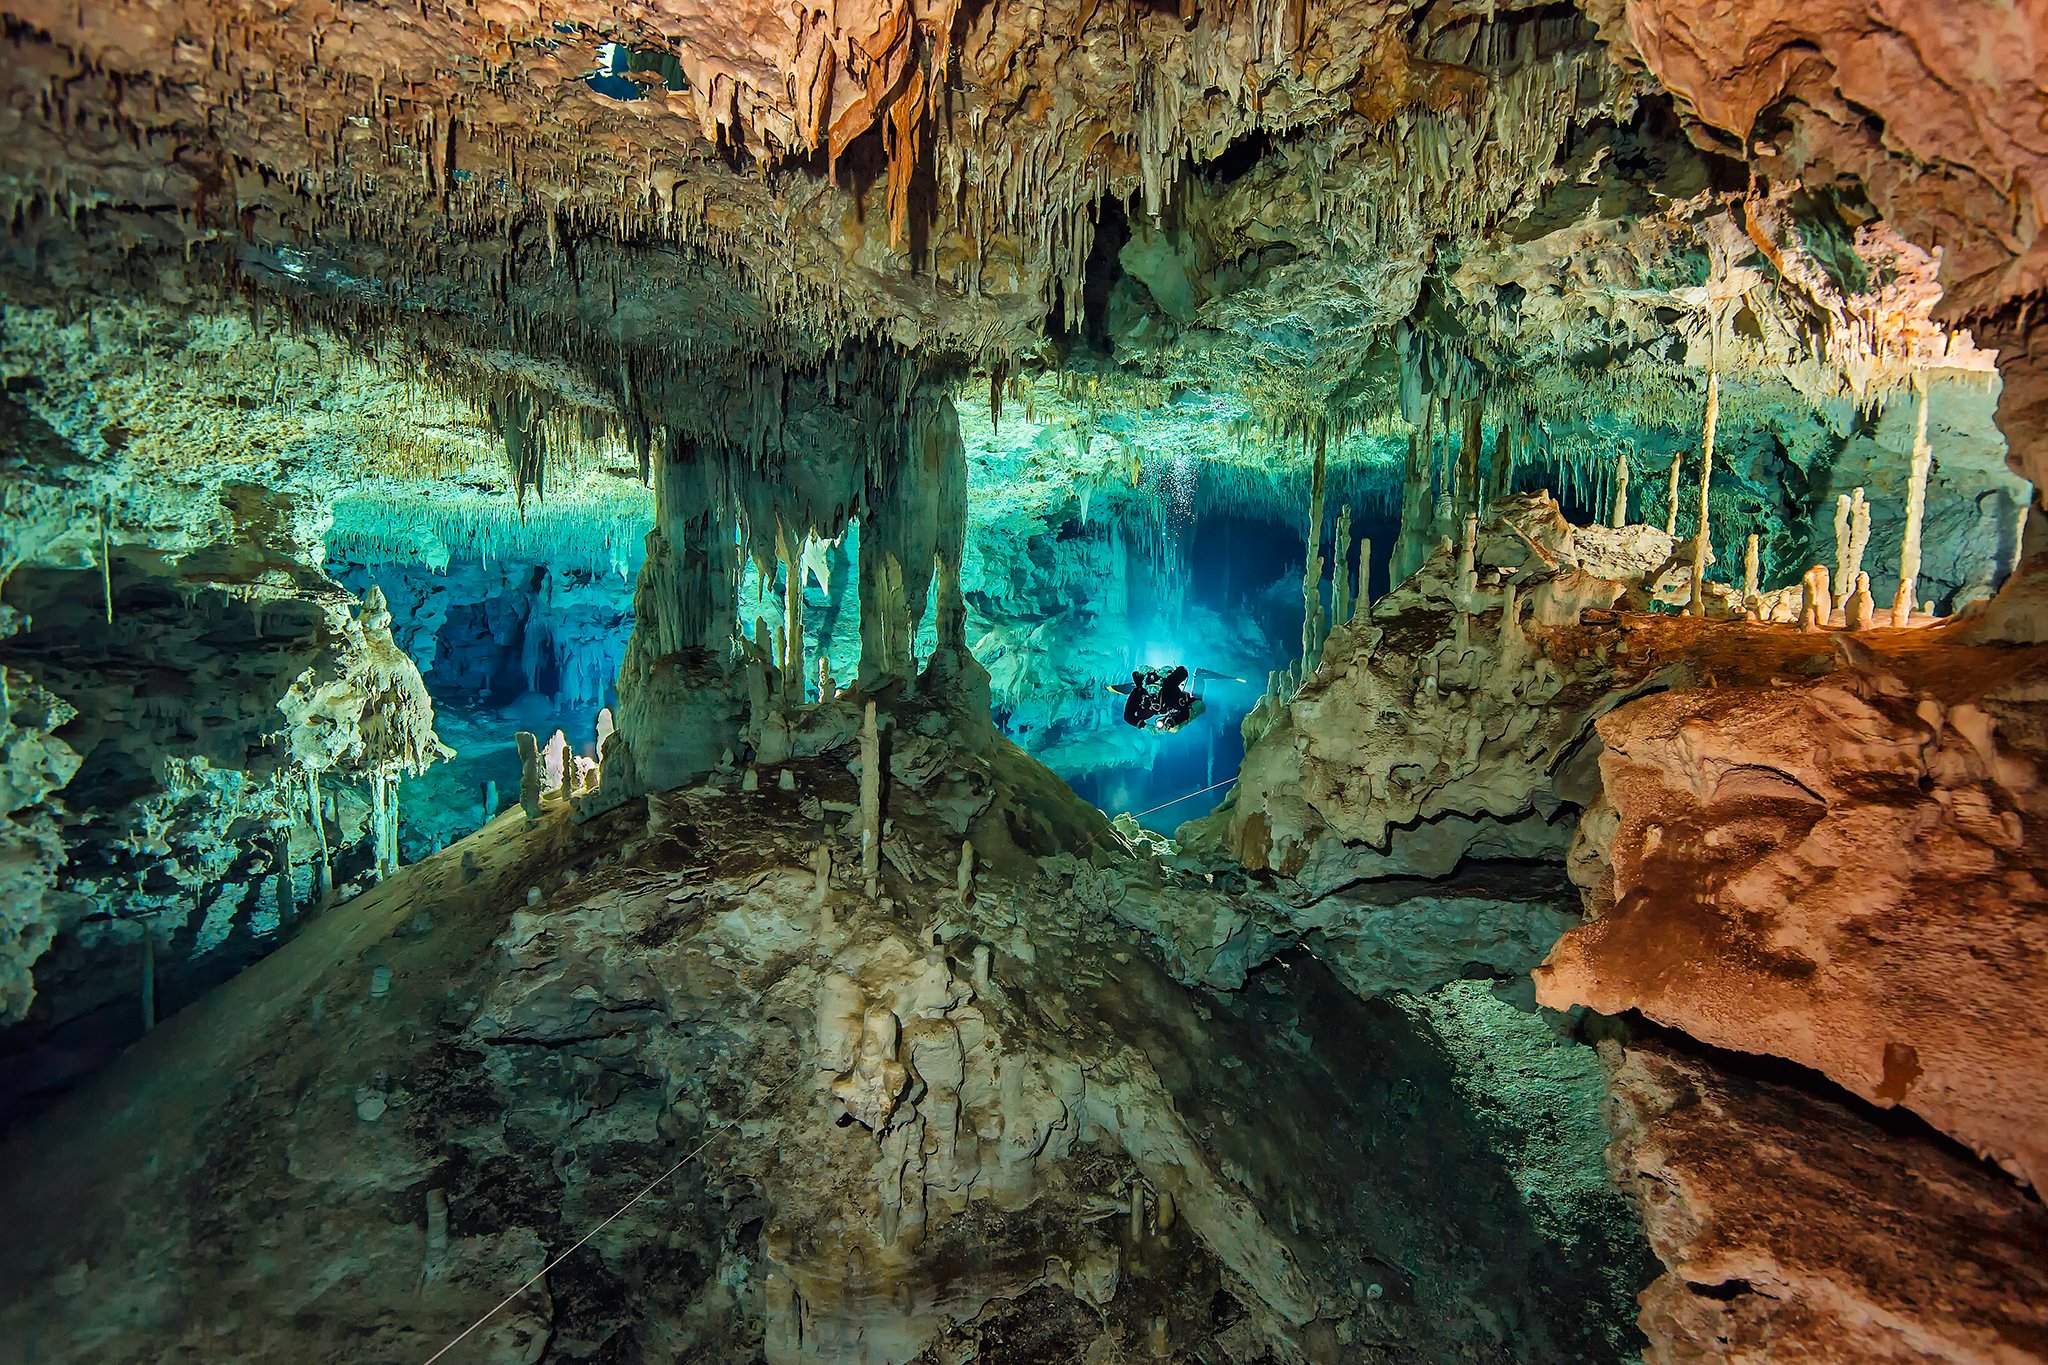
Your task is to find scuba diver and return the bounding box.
[1109,665,1240,732]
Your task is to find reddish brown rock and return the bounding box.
[1604,1039,2048,1365]
[1538,634,2048,1190]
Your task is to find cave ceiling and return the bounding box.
[0,0,2041,505]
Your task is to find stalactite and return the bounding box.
[1689,371,1718,617]
[1458,398,1483,521]
[98,498,112,624]
[1487,414,1517,507]
[1893,374,1932,626]
[1300,439,1328,675]
[1393,400,1436,585]
[2005,496,2031,588]
[778,524,805,705]
[1431,394,1455,545]
[1610,452,1629,529]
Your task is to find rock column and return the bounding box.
[1689,371,1718,616]
[1892,375,1933,626]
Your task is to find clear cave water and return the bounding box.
[6,5,2045,1360]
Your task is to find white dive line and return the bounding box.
[421,1067,802,1365]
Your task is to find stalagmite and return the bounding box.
[594,707,615,761]
[272,831,293,923]
[810,842,832,909]
[859,700,881,893]
[1456,513,1479,610]
[1832,489,1872,620]
[1893,374,1933,626]
[542,730,570,796]
[1800,565,1831,632]
[955,840,974,907]
[1497,582,1523,651]
[1664,451,1682,537]
[1689,372,1717,617]
[305,768,333,901]
[1354,536,1373,620]
[1610,452,1629,528]
[1846,571,1875,629]
[369,772,388,882]
[516,731,543,819]
[817,654,835,702]
[1330,505,1354,629]
[1849,492,1872,602]
[1743,534,1760,606]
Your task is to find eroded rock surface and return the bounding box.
[1603,1037,2048,1365]
[1538,629,2048,1192]
[0,716,1653,1363]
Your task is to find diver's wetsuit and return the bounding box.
[1121,666,1193,729]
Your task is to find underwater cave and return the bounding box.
[1,3,2045,1363]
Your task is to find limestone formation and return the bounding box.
[0,4,2044,1363]
[1799,565,1831,632]
[1894,375,1936,626]
[1537,644,2048,1192]
[515,731,543,820]
[1604,1039,2048,1364]
[859,700,883,891]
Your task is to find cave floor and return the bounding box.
[0,726,1649,1364]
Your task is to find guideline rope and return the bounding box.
[421,1065,803,1365]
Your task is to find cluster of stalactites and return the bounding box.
[627,383,968,700]
[1389,391,1527,589]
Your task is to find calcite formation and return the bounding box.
[1190,492,1696,892]
[0,1,2044,1363]
[0,711,1651,1363]
[1537,629,2048,1191]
